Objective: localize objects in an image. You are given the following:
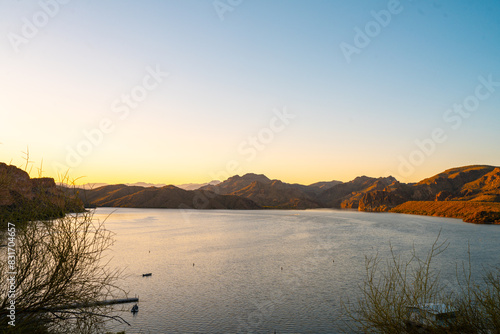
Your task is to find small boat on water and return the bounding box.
[142,273,152,277]
[131,304,139,313]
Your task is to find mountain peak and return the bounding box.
[240,173,271,183]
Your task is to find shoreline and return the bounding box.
[389,201,500,225]
[87,202,500,225]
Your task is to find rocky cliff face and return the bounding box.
[358,185,411,212]
[201,174,324,209]
[320,176,398,209]
[0,163,83,221]
[413,165,497,200]
[0,163,34,206]
[458,167,500,201]
[358,165,500,212]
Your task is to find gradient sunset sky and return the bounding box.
[1,0,500,185]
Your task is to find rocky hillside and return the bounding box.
[200,174,328,209]
[0,163,83,222]
[71,165,500,223]
[78,184,261,209]
[320,176,398,208]
[308,180,343,191]
[413,165,499,200]
[201,173,273,194]
[359,165,500,212]
[201,174,404,210]
[80,173,343,210]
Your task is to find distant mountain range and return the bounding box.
[176,180,221,191]
[76,180,221,191]
[72,165,500,223]
[77,183,259,210]
[2,162,499,224]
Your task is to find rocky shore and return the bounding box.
[390,201,500,224]
[0,163,83,222]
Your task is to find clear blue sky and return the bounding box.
[1,0,499,185]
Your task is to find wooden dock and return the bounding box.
[45,297,139,311]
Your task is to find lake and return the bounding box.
[95,208,500,333]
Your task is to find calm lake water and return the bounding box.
[95,208,500,333]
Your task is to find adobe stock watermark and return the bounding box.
[51,65,169,175]
[213,0,243,21]
[178,107,296,222]
[213,107,296,181]
[7,0,71,53]
[340,0,404,64]
[392,74,499,180]
[6,222,17,327]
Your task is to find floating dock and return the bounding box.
[45,297,139,311]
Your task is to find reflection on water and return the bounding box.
[95,208,500,333]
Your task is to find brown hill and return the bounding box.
[358,182,414,212]
[231,180,321,209]
[308,180,343,191]
[0,163,83,221]
[358,165,500,213]
[79,184,147,206]
[201,173,272,194]
[201,173,322,209]
[78,184,260,209]
[459,167,500,201]
[412,165,496,200]
[320,176,398,208]
[202,173,405,210]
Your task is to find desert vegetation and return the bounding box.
[0,160,126,333]
[342,233,500,333]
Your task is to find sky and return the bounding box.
[1,0,500,186]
